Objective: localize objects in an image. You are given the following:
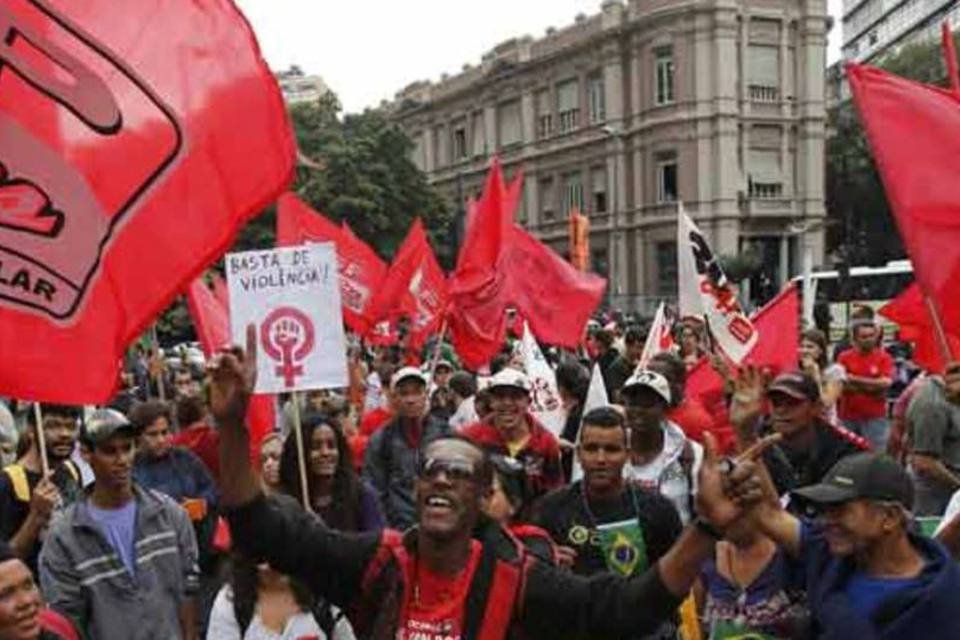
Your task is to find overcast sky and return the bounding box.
[235,0,844,114]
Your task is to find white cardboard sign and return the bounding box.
[226,244,348,393]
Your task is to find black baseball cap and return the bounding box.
[80,408,138,447]
[767,371,820,402]
[792,453,914,509]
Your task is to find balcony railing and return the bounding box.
[748,85,780,103]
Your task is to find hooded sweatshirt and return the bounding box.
[623,420,703,524]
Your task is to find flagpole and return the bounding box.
[426,318,449,383]
[942,22,960,95]
[33,403,50,478]
[924,294,954,365]
[290,392,312,512]
[151,324,166,402]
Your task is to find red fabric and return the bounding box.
[447,160,512,369]
[837,347,894,421]
[847,63,960,363]
[668,398,735,454]
[0,0,294,403]
[503,227,606,348]
[211,274,230,310]
[461,415,563,497]
[39,608,80,640]
[185,278,275,459]
[879,283,960,373]
[276,193,387,334]
[360,407,394,437]
[397,540,482,640]
[348,434,369,472]
[368,219,448,350]
[367,318,401,346]
[172,424,221,482]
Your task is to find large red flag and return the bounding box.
[503,227,606,348]
[879,283,960,373]
[847,58,960,362]
[186,277,274,458]
[0,0,295,402]
[447,159,511,369]
[368,219,448,350]
[276,193,387,334]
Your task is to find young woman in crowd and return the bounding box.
[206,547,346,640]
[279,414,384,532]
[799,328,846,423]
[258,433,283,495]
[678,322,706,371]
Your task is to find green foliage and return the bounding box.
[719,249,764,283]
[826,34,960,267]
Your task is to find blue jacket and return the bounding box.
[800,523,960,639]
[132,446,218,508]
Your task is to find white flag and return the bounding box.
[676,203,758,363]
[638,302,676,369]
[571,363,610,482]
[519,322,566,437]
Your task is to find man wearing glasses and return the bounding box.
[210,329,778,640]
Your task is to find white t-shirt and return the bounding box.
[206,586,324,640]
[934,489,960,537]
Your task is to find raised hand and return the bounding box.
[695,432,781,531]
[208,324,257,428]
[729,364,769,431]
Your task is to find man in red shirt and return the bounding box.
[837,318,894,451]
[461,369,563,500]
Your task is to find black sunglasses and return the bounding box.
[418,457,478,483]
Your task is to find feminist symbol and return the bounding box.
[260,307,316,388]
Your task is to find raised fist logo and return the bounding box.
[260,307,315,388]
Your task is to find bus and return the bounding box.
[791,259,914,341]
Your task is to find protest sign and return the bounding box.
[227,244,347,394]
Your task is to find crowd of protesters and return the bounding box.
[3,303,960,640]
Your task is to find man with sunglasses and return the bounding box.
[212,329,778,640]
[732,452,960,638]
[731,369,868,498]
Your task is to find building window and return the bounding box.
[588,73,606,123]
[748,147,782,199]
[747,45,779,102]
[654,47,675,105]
[592,248,609,278]
[539,176,556,221]
[656,242,678,296]
[536,89,553,139]
[471,111,486,157]
[557,79,580,133]
[656,152,678,203]
[498,99,522,148]
[432,125,447,168]
[411,132,426,170]
[452,125,467,161]
[591,166,608,214]
[562,171,584,215]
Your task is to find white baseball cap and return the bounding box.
[390,366,429,390]
[621,370,672,404]
[487,368,531,393]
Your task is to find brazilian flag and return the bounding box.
[595,519,647,578]
[709,620,777,639]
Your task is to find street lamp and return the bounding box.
[603,124,624,305]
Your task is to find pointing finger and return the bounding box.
[735,433,782,464]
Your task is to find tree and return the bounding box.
[826,34,959,267]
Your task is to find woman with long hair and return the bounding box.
[798,328,845,421]
[279,413,383,532]
[258,433,283,495]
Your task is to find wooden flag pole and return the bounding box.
[290,392,312,512]
[33,403,50,477]
[924,294,955,366]
[942,22,960,95]
[151,325,166,402]
[426,318,450,384]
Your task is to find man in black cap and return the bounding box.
[731,368,869,496]
[736,453,960,638]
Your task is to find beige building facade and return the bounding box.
[388,0,828,311]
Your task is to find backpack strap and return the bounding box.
[678,440,696,518]
[2,464,31,503]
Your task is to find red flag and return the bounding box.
[0,0,295,402]
[447,159,511,369]
[185,278,275,458]
[847,61,960,361]
[366,318,400,346]
[503,227,606,348]
[211,274,230,312]
[879,283,960,372]
[276,193,387,334]
[368,219,448,349]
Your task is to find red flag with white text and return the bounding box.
[276,193,387,334]
[0,0,295,402]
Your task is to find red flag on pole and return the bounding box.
[276,193,387,334]
[185,278,275,458]
[847,53,960,362]
[0,0,295,402]
[879,283,960,373]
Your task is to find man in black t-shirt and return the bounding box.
[533,406,682,578]
[0,404,82,574]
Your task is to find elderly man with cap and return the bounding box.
[731,367,869,498]
[39,409,199,640]
[363,366,450,529]
[621,370,703,524]
[462,368,563,501]
[734,452,960,638]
